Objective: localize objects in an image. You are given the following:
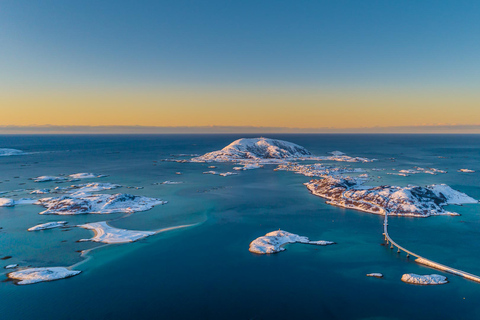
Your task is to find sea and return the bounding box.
[0,134,479,320]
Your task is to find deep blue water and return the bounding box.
[0,134,479,319]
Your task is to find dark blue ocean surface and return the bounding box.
[0,134,479,319]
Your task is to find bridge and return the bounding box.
[383,213,480,283]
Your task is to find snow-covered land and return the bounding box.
[249,230,334,254]
[191,138,375,164]
[7,267,81,285]
[33,176,68,183]
[0,148,25,157]
[203,171,238,177]
[28,221,68,231]
[78,221,156,244]
[67,182,121,194]
[36,193,167,215]
[0,198,35,207]
[193,138,312,162]
[159,181,183,185]
[401,273,448,285]
[366,273,383,278]
[428,184,478,205]
[314,155,375,163]
[5,264,18,269]
[233,163,263,170]
[458,169,475,173]
[305,176,478,217]
[68,173,107,179]
[275,163,365,178]
[0,198,15,207]
[30,189,51,194]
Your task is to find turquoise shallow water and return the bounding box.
[0,134,479,319]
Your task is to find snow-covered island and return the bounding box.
[159,181,183,185]
[366,273,384,278]
[203,171,238,177]
[193,138,312,162]
[67,182,122,195]
[0,198,36,207]
[191,138,375,164]
[68,173,107,179]
[36,193,167,215]
[33,176,68,183]
[30,189,51,194]
[7,267,81,285]
[275,163,365,177]
[233,163,263,170]
[28,221,68,231]
[401,273,448,285]
[0,198,15,207]
[458,169,475,173]
[305,176,478,217]
[249,230,335,254]
[78,221,156,244]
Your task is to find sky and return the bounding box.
[1,0,479,132]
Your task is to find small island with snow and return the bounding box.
[7,267,81,285]
[249,230,335,254]
[401,273,448,285]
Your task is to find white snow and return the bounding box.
[401,273,448,285]
[329,151,346,156]
[275,163,364,178]
[203,171,238,177]
[28,221,68,231]
[0,148,25,157]
[78,221,155,244]
[68,173,107,179]
[233,163,263,171]
[7,267,81,285]
[5,264,18,269]
[366,273,383,278]
[68,182,121,194]
[458,169,475,173]
[427,184,478,205]
[249,230,334,254]
[33,176,68,183]
[0,198,15,207]
[30,189,51,194]
[36,193,167,215]
[160,181,183,184]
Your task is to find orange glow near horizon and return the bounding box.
[1,86,479,129]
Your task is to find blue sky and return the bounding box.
[1,0,479,130]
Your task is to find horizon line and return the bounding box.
[1,124,480,134]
